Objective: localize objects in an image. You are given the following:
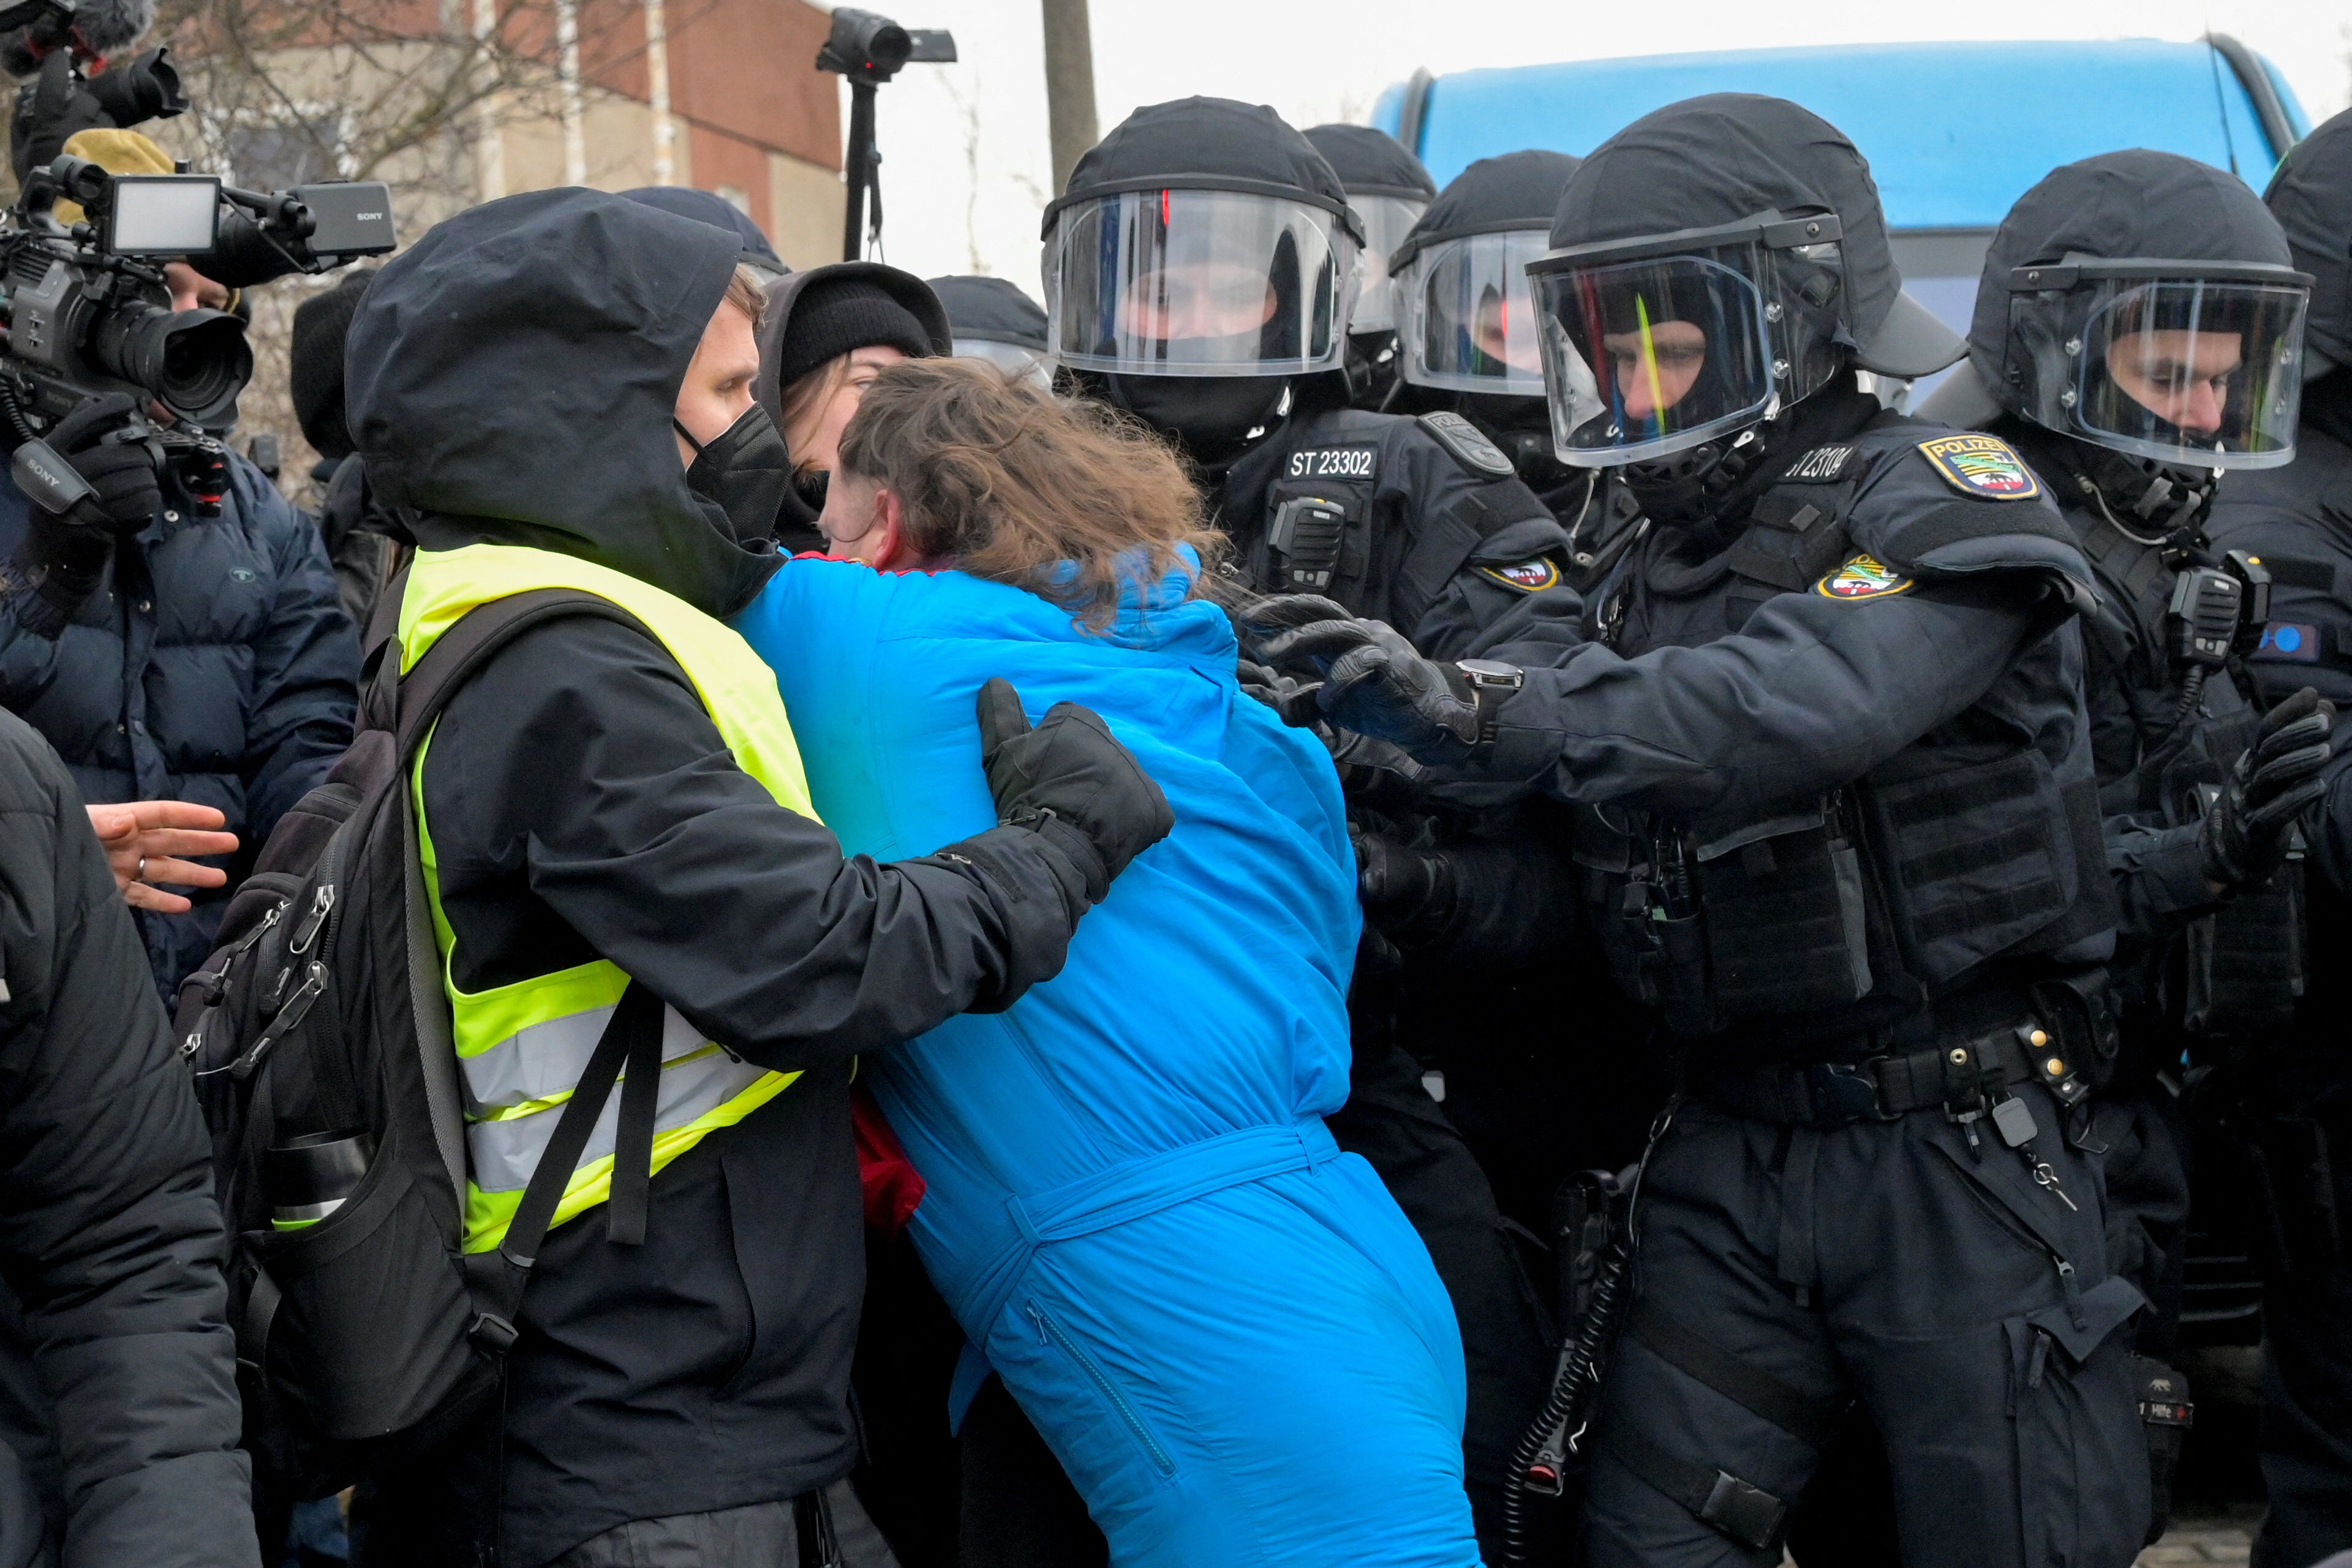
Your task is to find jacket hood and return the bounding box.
[347,187,778,617]
[1045,97,1362,245]
[1302,123,1436,202]
[752,261,952,423]
[2267,108,2352,374]
[1393,148,1580,271]
[929,274,1048,350]
[1967,148,2293,387]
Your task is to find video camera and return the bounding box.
[0,29,394,514]
[815,7,955,262]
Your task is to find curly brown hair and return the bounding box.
[835,357,1227,629]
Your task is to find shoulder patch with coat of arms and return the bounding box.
[1476,558,1562,592]
[1915,433,2041,500]
[1815,554,1913,600]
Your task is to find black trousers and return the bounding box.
[1582,1088,2152,1568]
[2248,1072,2352,1568]
[1326,1033,1558,1562]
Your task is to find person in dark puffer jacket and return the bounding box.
[0,706,258,1568]
[0,435,358,1001]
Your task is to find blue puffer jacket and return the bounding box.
[0,451,358,997]
[737,557,1480,1568]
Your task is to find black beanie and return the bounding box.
[772,279,933,390]
[290,267,375,460]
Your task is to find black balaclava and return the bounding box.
[349,187,782,617]
[1051,98,1358,473]
[1550,94,1957,527]
[1965,149,2295,537]
[2267,108,2352,447]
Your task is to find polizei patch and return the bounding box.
[1477,559,1562,592]
[1815,554,1914,600]
[1916,433,2041,500]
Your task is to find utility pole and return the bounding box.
[1039,0,1096,197]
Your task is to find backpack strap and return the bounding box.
[393,587,654,758]
[462,980,664,1344]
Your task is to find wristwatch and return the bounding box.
[1453,658,1525,748]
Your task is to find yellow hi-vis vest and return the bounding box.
[399,543,816,1254]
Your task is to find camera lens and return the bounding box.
[87,301,252,427]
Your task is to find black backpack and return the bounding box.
[175,584,671,1498]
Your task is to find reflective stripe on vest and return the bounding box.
[399,544,817,1254]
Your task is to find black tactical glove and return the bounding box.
[7,395,160,630]
[1252,603,1481,764]
[1352,818,1452,933]
[1235,657,1323,728]
[974,676,1174,906]
[2199,686,2335,887]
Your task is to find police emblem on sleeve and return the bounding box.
[1477,559,1561,592]
[1816,554,1913,600]
[1915,433,2041,500]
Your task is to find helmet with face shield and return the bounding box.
[1304,123,1436,337]
[1529,94,1964,473]
[1042,99,1362,382]
[929,273,1054,390]
[1394,150,1580,400]
[1944,151,2310,473]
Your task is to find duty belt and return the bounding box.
[1693,1019,2084,1128]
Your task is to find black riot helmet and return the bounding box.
[1303,123,1435,338]
[2263,109,2352,382]
[929,274,1051,387]
[1529,94,1963,471]
[1044,99,1363,463]
[1929,150,2309,475]
[1395,150,1580,401]
[1044,98,1362,379]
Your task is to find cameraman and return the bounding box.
[0,130,356,1001]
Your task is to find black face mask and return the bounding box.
[1103,373,1290,467]
[675,406,791,547]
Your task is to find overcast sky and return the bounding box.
[834,0,2352,294]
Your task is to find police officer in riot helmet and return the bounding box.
[2201,105,2352,1568]
[1245,93,2334,1568]
[929,273,1055,390]
[1916,157,2331,1512]
[1046,95,1578,1558]
[1303,123,1439,412]
[1387,149,1647,589]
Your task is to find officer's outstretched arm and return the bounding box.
[1476,575,2056,821]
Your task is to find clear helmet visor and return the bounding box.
[954,336,1054,390]
[1348,194,1427,333]
[1044,189,1356,377]
[1531,243,1782,466]
[1401,228,1552,396]
[2018,275,2309,469]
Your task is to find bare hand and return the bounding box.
[86,801,239,914]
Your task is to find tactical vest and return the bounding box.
[2064,504,2305,1038]
[400,544,818,1253]
[1238,406,1554,633]
[1574,422,2116,1055]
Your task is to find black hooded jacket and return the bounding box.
[346,189,1087,1565]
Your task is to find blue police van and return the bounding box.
[1372,38,2309,352]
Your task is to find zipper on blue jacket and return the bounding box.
[1025,1303,1176,1479]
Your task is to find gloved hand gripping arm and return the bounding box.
[938,675,1175,927]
